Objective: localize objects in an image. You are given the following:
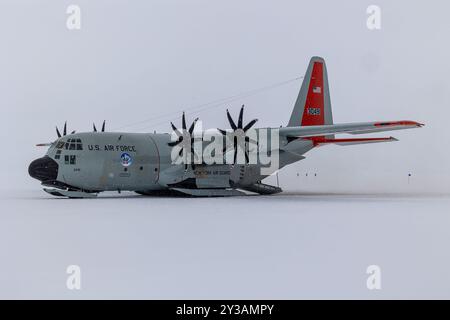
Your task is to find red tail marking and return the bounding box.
[374,121,424,127]
[307,137,395,147]
[301,62,324,126]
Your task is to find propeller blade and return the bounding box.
[168,139,181,147]
[182,112,186,130]
[168,112,201,150]
[238,105,244,128]
[93,123,97,132]
[101,120,105,132]
[217,128,227,135]
[243,118,258,132]
[226,109,237,130]
[171,122,182,137]
[245,136,258,145]
[63,122,67,136]
[192,151,200,162]
[188,118,199,134]
[56,126,61,138]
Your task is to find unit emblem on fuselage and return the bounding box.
[120,152,133,167]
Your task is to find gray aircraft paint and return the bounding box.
[43,128,302,193]
[29,57,422,197]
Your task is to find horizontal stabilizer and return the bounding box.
[309,136,398,146]
[280,120,423,138]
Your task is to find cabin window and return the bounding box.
[70,155,76,165]
[64,155,69,164]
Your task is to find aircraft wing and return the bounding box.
[279,120,423,138]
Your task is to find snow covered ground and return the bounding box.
[1,189,449,299]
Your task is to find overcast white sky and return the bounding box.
[0,0,450,300]
[1,0,449,193]
[0,1,449,192]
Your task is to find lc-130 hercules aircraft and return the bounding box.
[29,57,423,198]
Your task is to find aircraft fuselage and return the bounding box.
[29,131,312,194]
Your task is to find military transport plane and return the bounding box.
[28,57,423,198]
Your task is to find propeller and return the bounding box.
[56,121,72,138]
[168,112,200,170]
[218,105,258,164]
[93,120,106,132]
[36,121,70,147]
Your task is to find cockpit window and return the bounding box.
[64,155,77,165]
[55,141,65,149]
[54,149,62,160]
[64,138,83,150]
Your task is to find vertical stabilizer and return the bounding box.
[288,56,333,128]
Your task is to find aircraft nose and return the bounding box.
[28,156,59,182]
